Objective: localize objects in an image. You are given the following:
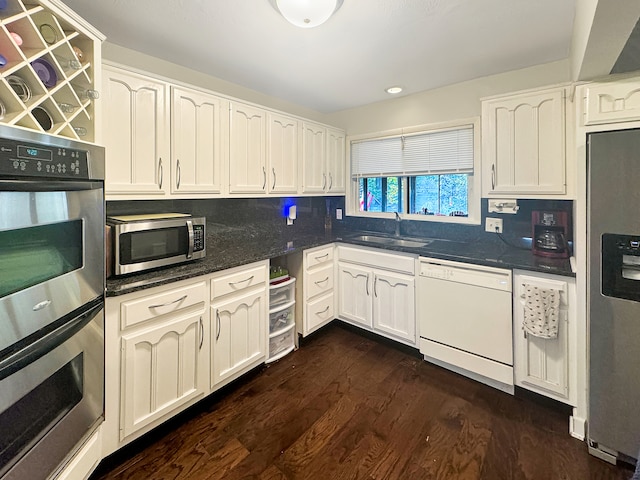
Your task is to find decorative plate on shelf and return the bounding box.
[31,58,57,88]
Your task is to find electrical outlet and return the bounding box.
[336,209,343,220]
[485,217,503,233]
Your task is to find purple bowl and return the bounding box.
[31,58,57,88]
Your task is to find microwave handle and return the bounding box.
[186,220,194,259]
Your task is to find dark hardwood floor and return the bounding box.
[91,322,634,480]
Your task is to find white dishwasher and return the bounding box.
[417,257,514,392]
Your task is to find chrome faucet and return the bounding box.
[394,212,402,237]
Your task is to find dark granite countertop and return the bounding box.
[107,227,574,297]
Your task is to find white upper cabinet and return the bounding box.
[482,86,567,197]
[171,86,225,195]
[301,121,326,194]
[267,112,298,194]
[103,65,169,197]
[582,75,640,125]
[326,127,346,194]
[301,122,346,194]
[229,101,267,194]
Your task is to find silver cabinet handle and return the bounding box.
[176,159,181,189]
[328,172,333,191]
[229,275,254,286]
[262,166,266,190]
[366,274,370,296]
[374,276,378,297]
[272,167,276,190]
[148,294,187,309]
[158,157,163,189]
[491,164,495,190]
[316,305,330,315]
[322,173,327,190]
[216,310,221,341]
[314,277,329,285]
[314,253,329,261]
[199,316,204,350]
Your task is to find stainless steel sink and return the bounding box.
[350,234,432,248]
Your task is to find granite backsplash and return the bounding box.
[107,196,573,255]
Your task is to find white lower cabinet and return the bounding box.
[103,278,208,454]
[210,261,268,388]
[513,270,576,405]
[337,245,416,345]
[120,311,206,438]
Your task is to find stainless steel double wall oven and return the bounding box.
[0,126,105,479]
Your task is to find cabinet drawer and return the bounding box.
[305,245,334,269]
[305,292,334,332]
[337,245,415,275]
[306,264,334,299]
[121,282,206,330]
[211,264,267,300]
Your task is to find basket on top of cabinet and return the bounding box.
[267,276,296,362]
[0,0,103,141]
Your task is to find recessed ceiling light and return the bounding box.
[386,86,403,94]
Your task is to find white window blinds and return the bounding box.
[351,125,474,178]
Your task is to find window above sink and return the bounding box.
[346,118,481,226]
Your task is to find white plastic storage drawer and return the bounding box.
[268,324,295,361]
[269,301,295,333]
[269,277,296,309]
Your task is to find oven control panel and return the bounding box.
[0,138,89,178]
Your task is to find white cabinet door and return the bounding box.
[373,270,415,344]
[513,272,574,404]
[267,112,298,194]
[337,262,372,328]
[120,312,206,439]
[583,77,640,125]
[211,288,266,387]
[301,122,326,193]
[326,127,346,194]
[229,102,267,194]
[171,86,224,194]
[103,66,169,197]
[482,87,566,197]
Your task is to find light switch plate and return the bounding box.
[336,209,343,220]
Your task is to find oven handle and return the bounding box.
[0,179,103,192]
[0,300,103,382]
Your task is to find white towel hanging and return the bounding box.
[522,284,560,339]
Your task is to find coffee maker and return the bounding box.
[532,210,570,258]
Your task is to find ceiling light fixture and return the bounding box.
[386,86,403,94]
[270,0,344,29]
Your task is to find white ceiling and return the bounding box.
[60,0,577,114]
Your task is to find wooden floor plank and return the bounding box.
[92,322,634,480]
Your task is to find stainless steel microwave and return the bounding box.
[106,213,206,276]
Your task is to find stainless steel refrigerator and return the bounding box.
[588,128,640,464]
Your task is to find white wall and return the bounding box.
[102,43,330,124]
[324,60,570,135]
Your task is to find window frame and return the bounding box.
[346,117,481,225]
